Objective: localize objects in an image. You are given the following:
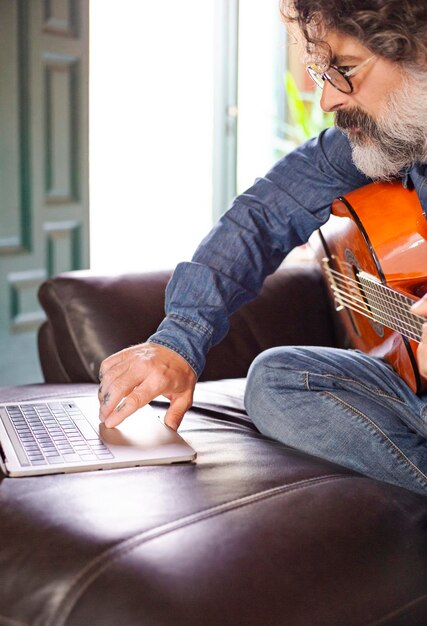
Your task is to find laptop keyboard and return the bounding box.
[5,402,114,466]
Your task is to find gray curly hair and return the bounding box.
[281,0,427,67]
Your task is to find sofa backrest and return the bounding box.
[37,265,340,383]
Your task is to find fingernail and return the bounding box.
[105,417,114,428]
[99,412,105,423]
[411,301,422,311]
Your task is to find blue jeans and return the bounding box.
[244,346,427,496]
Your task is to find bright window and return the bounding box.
[237,0,287,194]
[89,1,294,272]
[89,1,215,272]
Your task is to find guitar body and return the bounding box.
[312,180,427,393]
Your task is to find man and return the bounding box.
[99,0,427,496]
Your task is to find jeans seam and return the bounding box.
[310,372,406,404]
[324,391,427,487]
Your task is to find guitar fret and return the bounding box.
[329,264,422,336]
[359,276,423,340]
[363,296,420,340]
[323,261,425,343]
[375,301,419,336]
[352,283,421,340]
[330,285,421,341]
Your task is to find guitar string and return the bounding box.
[326,270,424,338]
[325,287,421,341]
[360,282,423,336]
[327,271,423,339]
[325,268,424,341]
[328,270,423,337]
[327,280,423,340]
[327,270,422,333]
[357,287,421,340]
[326,264,422,325]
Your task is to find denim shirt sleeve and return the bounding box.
[148,127,371,377]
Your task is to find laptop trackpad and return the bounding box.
[98,407,190,458]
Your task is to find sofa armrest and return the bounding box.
[38,270,171,383]
[38,265,338,384]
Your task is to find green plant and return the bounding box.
[274,71,334,156]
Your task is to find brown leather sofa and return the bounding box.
[1,265,427,625]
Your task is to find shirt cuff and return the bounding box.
[147,313,213,378]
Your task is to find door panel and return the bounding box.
[0,0,89,385]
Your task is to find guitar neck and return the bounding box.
[323,259,424,343]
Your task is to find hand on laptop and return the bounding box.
[98,343,196,431]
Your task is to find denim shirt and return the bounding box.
[148,126,427,377]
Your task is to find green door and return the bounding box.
[0,0,89,385]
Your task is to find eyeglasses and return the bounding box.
[306,55,376,94]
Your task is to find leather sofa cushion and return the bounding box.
[0,382,426,625]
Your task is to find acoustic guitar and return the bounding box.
[311,180,427,393]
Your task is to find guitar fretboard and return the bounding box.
[323,258,424,343]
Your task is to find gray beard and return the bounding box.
[341,75,427,180]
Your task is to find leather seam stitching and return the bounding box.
[367,591,427,625]
[0,616,28,626]
[46,473,348,626]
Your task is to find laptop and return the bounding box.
[0,395,196,477]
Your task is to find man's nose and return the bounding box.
[320,80,349,112]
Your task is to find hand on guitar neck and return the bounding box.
[411,298,427,379]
